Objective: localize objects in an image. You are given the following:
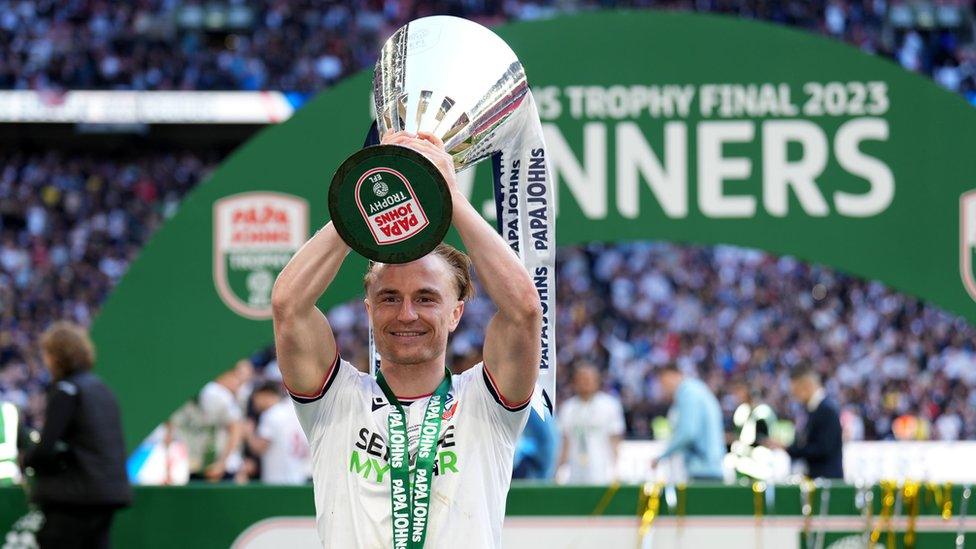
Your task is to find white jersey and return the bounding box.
[257,399,311,484]
[290,356,529,549]
[559,392,625,484]
[171,381,243,474]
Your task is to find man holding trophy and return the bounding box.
[272,15,554,549]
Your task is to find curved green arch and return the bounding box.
[92,11,976,447]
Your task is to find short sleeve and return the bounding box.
[256,409,276,440]
[607,396,626,436]
[558,400,575,436]
[287,355,361,443]
[459,363,531,447]
[199,383,242,425]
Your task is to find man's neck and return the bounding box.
[807,387,826,412]
[378,358,447,400]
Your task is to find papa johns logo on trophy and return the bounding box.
[355,167,430,246]
[213,192,308,320]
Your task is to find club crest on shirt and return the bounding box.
[442,401,458,420]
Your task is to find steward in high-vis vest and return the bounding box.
[0,400,20,486]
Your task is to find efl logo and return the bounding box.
[355,167,430,245]
[213,192,308,320]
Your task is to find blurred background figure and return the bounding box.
[651,365,724,481]
[20,321,131,548]
[243,380,310,485]
[557,364,625,484]
[170,360,252,482]
[766,365,844,480]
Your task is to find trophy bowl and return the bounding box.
[328,15,530,264]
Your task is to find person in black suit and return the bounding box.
[766,365,844,479]
[20,321,132,549]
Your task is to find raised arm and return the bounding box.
[271,222,349,395]
[385,130,543,405]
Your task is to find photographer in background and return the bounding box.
[20,321,132,548]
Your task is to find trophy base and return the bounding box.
[329,145,453,264]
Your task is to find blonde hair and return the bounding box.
[40,321,95,379]
[363,243,475,302]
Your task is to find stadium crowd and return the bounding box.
[0,0,973,101]
[0,151,220,427]
[2,0,976,472]
[322,242,976,443]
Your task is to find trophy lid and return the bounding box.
[373,16,530,172]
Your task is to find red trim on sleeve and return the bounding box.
[283,352,340,400]
[482,363,532,411]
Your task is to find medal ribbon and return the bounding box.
[376,369,451,549]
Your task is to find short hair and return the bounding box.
[253,380,282,397]
[363,243,475,302]
[659,364,682,376]
[790,363,820,383]
[40,321,95,378]
[573,361,601,379]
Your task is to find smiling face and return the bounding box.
[364,254,465,368]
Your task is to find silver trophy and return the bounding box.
[329,15,533,264]
[332,16,556,414]
[373,15,530,173]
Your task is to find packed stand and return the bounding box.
[0,0,974,103]
[0,151,220,428]
[321,241,976,442]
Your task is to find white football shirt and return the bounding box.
[559,392,625,484]
[290,356,529,549]
[257,399,311,484]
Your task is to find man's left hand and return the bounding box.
[381,130,460,197]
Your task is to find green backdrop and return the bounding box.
[89,11,976,447]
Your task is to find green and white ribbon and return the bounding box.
[376,369,451,549]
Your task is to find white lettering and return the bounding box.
[762,120,829,217]
[833,118,894,217]
[543,123,606,218]
[616,121,688,218]
[697,121,756,217]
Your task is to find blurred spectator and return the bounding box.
[20,321,131,549]
[557,364,625,484]
[651,364,724,481]
[243,380,310,485]
[767,365,844,479]
[170,359,252,482]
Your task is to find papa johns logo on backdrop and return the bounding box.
[213,192,308,320]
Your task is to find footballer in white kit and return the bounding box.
[272,130,542,549]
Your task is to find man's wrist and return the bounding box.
[450,189,476,222]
